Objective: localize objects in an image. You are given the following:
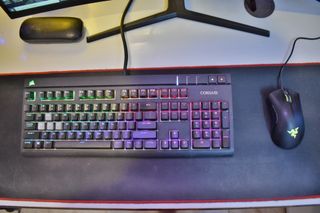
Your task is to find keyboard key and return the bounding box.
[127,121,136,130]
[55,141,112,149]
[148,89,157,98]
[180,88,188,98]
[25,114,34,121]
[212,120,221,129]
[161,102,169,110]
[170,102,178,110]
[212,130,221,138]
[134,140,143,149]
[208,75,217,84]
[121,90,129,99]
[180,112,188,120]
[67,132,75,140]
[122,131,131,139]
[93,103,101,112]
[140,103,157,111]
[171,140,179,149]
[221,101,229,110]
[135,112,143,121]
[192,121,200,129]
[34,141,42,149]
[99,122,107,130]
[137,121,157,130]
[113,141,124,149]
[143,112,157,120]
[46,122,54,130]
[213,139,221,148]
[85,131,93,140]
[202,121,211,129]
[202,130,211,139]
[23,132,40,139]
[170,112,179,120]
[202,111,210,120]
[180,102,188,110]
[44,141,53,149]
[104,89,114,99]
[113,131,121,140]
[103,131,112,140]
[37,122,45,130]
[222,110,230,128]
[192,111,200,120]
[217,75,227,84]
[144,140,157,149]
[139,89,147,98]
[106,113,115,121]
[94,131,103,140]
[25,122,36,130]
[89,122,98,130]
[170,88,178,98]
[125,140,133,149]
[161,112,169,121]
[109,122,117,130]
[118,122,127,130]
[211,101,220,110]
[76,132,84,140]
[160,89,169,98]
[129,89,138,98]
[130,103,138,111]
[193,139,211,149]
[192,131,201,139]
[132,131,157,139]
[170,130,179,139]
[201,102,210,110]
[120,103,129,111]
[96,90,104,99]
[23,141,33,149]
[111,103,119,111]
[180,140,189,149]
[192,102,200,110]
[116,113,125,121]
[102,103,110,111]
[161,140,169,149]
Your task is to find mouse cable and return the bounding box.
[120,0,134,75]
[278,36,320,91]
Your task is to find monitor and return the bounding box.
[0,0,108,19]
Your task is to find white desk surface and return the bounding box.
[0,0,319,75]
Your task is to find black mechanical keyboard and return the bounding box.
[22,74,234,157]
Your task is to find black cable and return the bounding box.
[120,0,134,75]
[278,36,320,91]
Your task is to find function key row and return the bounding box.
[79,89,115,100]
[120,88,188,99]
[25,91,75,102]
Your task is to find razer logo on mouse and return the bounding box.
[287,127,299,139]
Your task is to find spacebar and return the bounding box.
[54,141,112,149]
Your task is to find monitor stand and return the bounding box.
[87,0,270,43]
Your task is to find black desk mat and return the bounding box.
[0,66,319,201]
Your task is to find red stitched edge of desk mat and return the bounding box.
[0,195,319,204]
[0,62,319,76]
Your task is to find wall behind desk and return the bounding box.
[0,0,319,75]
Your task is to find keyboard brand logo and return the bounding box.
[200,91,218,96]
[28,80,36,87]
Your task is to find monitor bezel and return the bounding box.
[0,0,108,19]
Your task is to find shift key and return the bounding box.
[132,131,157,139]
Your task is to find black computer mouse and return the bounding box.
[268,89,305,149]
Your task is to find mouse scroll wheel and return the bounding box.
[284,91,292,103]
